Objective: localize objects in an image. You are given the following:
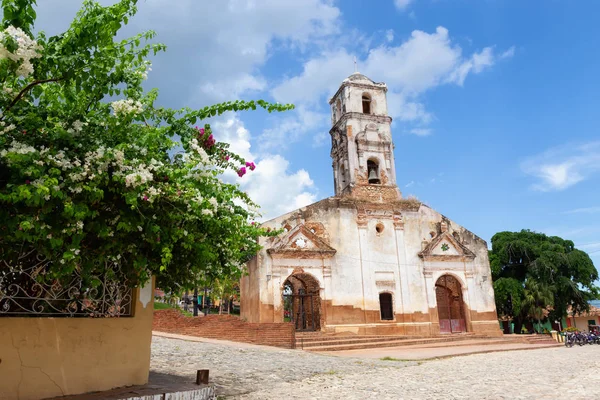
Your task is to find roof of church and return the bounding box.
[345,72,373,83]
[342,72,387,87]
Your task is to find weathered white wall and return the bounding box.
[242,200,500,335]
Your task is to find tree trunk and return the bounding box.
[513,318,524,335]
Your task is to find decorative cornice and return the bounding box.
[267,224,337,260]
[329,81,388,104]
[418,231,476,261]
[330,112,392,133]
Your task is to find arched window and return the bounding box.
[367,159,380,184]
[362,93,371,114]
[336,99,341,120]
[379,292,393,320]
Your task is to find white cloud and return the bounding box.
[409,128,432,136]
[522,141,600,191]
[394,0,414,10]
[215,116,318,220]
[501,46,516,59]
[239,155,318,221]
[269,26,512,142]
[386,29,395,43]
[271,50,355,105]
[405,181,415,187]
[259,106,330,150]
[448,47,495,86]
[33,0,341,107]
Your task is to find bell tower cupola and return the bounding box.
[329,72,401,202]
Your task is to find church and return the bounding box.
[240,73,501,337]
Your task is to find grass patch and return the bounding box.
[154,302,193,317]
[380,356,410,362]
[154,302,174,310]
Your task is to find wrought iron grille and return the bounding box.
[0,249,133,317]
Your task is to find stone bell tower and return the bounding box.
[329,72,401,202]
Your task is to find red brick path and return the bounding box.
[153,310,296,349]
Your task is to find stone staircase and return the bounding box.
[295,332,528,351]
[519,334,560,345]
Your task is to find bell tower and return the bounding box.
[329,72,401,202]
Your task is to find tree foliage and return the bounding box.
[0,0,292,293]
[490,230,599,328]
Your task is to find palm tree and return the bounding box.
[522,279,554,333]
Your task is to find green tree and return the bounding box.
[0,0,291,294]
[490,230,599,333]
[521,279,554,332]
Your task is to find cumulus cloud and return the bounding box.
[269,26,513,143]
[33,0,341,107]
[409,128,432,136]
[215,116,318,221]
[386,29,395,43]
[239,155,317,221]
[521,141,600,191]
[394,0,414,11]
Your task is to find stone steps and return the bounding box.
[296,334,510,351]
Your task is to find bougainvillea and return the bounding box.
[0,0,292,292]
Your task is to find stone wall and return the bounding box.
[153,310,296,349]
[0,281,155,400]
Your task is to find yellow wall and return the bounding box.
[0,280,154,400]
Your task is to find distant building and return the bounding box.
[241,73,501,336]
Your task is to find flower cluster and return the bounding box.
[0,26,43,77]
[111,99,144,116]
[197,127,215,149]
[237,161,256,177]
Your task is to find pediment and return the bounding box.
[418,232,476,261]
[267,224,336,259]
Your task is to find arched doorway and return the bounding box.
[435,275,466,334]
[282,273,321,331]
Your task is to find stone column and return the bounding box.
[393,214,408,316]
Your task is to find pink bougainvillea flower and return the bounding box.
[225,155,230,161]
[237,167,247,177]
[25,180,30,184]
[249,162,256,171]
[143,195,149,201]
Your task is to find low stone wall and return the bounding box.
[0,283,155,400]
[153,310,295,349]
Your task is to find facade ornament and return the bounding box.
[441,221,448,233]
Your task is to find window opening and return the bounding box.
[362,94,371,114]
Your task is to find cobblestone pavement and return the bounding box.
[151,335,600,400]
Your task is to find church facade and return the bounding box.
[240,73,501,336]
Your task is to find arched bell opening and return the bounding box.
[367,159,380,184]
[362,93,372,114]
[282,273,321,331]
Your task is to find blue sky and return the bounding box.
[33,0,599,271]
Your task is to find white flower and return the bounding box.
[111,99,143,117]
[76,221,84,230]
[201,209,213,216]
[209,197,218,209]
[137,226,143,232]
[0,26,43,78]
